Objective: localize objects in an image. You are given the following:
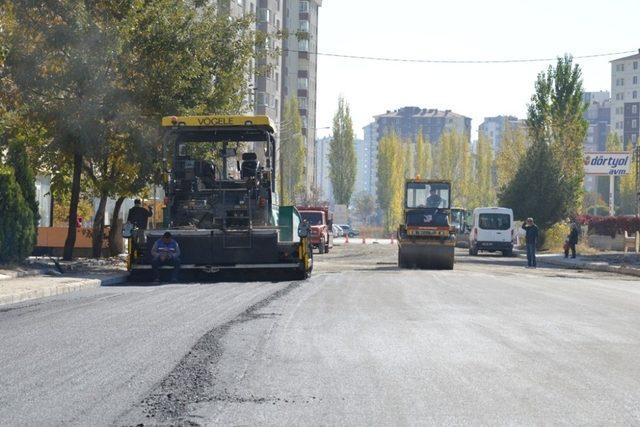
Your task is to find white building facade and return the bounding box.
[611,50,640,147]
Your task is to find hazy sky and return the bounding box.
[315,0,640,140]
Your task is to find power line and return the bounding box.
[282,48,637,64]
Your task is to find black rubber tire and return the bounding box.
[398,251,406,268]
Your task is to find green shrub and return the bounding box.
[7,140,39,232]
[543,222,569,251]
[0,165,36,263]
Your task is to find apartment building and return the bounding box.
[315,136,332,202]
[374,107,471,144]
[355,123,379,199]
[611,49,640,147]
[478,116,526,152]
[281,0,322,194]
[583,91,611,152]
[218,0,283,125]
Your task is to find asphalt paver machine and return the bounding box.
[127,115,313,280]
[397,179,455,270]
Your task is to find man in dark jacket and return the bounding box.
[522,217,539,268]
[127,199,153,230]
[565,219,579,259]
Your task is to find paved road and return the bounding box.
[2,244,640,425]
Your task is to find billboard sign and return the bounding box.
[583,152,632,176]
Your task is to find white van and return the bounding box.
[469,207,515,256]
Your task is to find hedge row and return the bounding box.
[576,215,640,238]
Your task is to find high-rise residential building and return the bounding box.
[315,136,332,203]
[610,49,640,147]
[356,123,379,198]
[583,91,611,152]
[478,116,526,152]
[374,106,471,144]
[282,0,322,194]
[218,0,283,125]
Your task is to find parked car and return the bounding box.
[336,224,359,238]
[469,207,515,257]
[332,224,344,237]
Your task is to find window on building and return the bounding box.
[297,77,309,89]
[300,0,309,12]
[276,0,280,10]
[301,116,308,129]
[635,76,639,85]
[299,20,310,32]
[633,119,638,129]
[257,8,269,22]
[633,105,638,114]
[634,90,638,99]
[275,72,279,91]
[298,39,309,52]
[298,97,308,109]
[256,92,268,106]
[635,61,639,70]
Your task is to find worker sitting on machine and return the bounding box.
[426,188,443,208]
[151,232,181,283]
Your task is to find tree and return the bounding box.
[415,131,432,179]
[353,192,377,225]
[329,97,356,205]
[4,1,258,259]
[0,165,35,263]
[376,133,404,232]
[7,139,39,233]
[495,123,529,190]
[499,140,569,230]
[474,134,496,208]
[403,140,415,179]
[280,97,305,205]
[435,130,473,206]
[525,55,588,215]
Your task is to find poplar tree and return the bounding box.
[377,133,404,232]
[475,135,496,207]
[415,131,432,178]
[501,55,588,228]
[329,97,356,205]
[495,123,529,190]
[280,97,305,205]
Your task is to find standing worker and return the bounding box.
[522,217,539,268]
[565,218,579,259]
[127,199,153,230]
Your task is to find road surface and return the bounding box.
[1,244,640,425]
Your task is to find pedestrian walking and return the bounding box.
[564,219,579,259]
[522,217,539,268]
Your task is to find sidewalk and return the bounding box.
[0,258,129,306]
[0,271,128,306]
[537,252,640,278]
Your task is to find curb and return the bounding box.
[0,269,51,282]
[0,273,129,307]
[538,257,640,278]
